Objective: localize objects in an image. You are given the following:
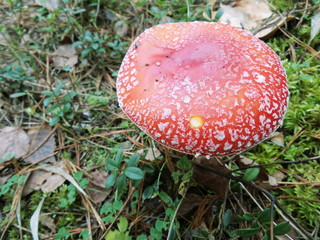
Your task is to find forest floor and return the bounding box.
[0,0,319,239]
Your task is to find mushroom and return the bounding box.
[116,22,289,156]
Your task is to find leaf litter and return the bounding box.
[0,126,30,161]
[86,170,111,204]
[51,44,78,69]
[209,0,294,39]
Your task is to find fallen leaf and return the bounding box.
[177,193,203,217]
[23,170,52,196]
[23,161,67,196]
[51,44,78,69]
[212,0,293,39]
[269,132,285,147]
[89,170,109,189]
[39,215,56,232]
[114,20,129,37]
[310,12,320,43]
[254,14,295,39]
[217,0,272,31]
[86,171,110,204]
[30,197,45,240]
[25,126,56,164]
[267,174,278,186]
[193,157,230,196]
[272,170,286,182]
[34,0,59,11]
[137,147,161,161]
[0,126,30,161]
[41,163,88,196]
[40,169,66,192]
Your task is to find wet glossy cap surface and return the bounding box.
[117,22,289,156]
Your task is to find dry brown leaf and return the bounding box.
[23,161,67,196]
[51,44,78,69]
[41,162,88,196]
[137,147,161,161]
[114,20,129,37]
[267,174,278,186]
[213,0,293,39]
[39,215,56,232]
[23,170,52,196]
[25,127,55,164]
[218,0,272,30]
[40,170,66,192]
[177,193,203,217]
[87,171,110,204]
[89,170,109,189]
[254,14,295,39]
[239,155,259,166]
[272,170,286,182]
[0,127,30,161]
[269,132,285,147]
[193,157,230,196]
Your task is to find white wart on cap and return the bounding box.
[117,21,289,156]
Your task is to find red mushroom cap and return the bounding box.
[116,22,289,156]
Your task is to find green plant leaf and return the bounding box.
[106,172,117,189]
[137,235,147,240]
[114,149,123,166]
[213,8,224,22]
[127,153,140,167]
[124,167,144,180]
[54,227,70,240]
[72,41,83,47]
[155,219,168,231]
[274,221,291,235]
[92,43,99,50]
[205,5,212,19]
[44,96,54,106]
[159,191,172,204]
[142,186,154,200]
[235,227,261,237]
[223,209,233,227]
[41,90,54,95]
[49,116,60,126]
[105,230,118,240]
[117,216,128,233]
[63,91,77,102]
[54,81,64,95]
[116,174,126,195]
[81,48,92,58]
[257,208,272,224]
[10,92,26,98]
[243,167,260,181]
[106,159,120,171]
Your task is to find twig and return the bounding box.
[193,163,315,240]
[234,155,320,171]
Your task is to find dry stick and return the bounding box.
[234,155,320,171]
[193,163,315,240]
[278,195,320,203]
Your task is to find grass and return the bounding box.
[0,0,319,239]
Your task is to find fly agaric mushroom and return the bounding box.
[116,22,289,156]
